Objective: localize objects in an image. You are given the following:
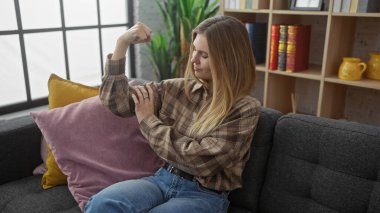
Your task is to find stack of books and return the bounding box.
[224,0,262,10]
[333,0,380,13]
[245,22,267,64]
[268,24,311,72]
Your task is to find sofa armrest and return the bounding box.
[0,115,42,184]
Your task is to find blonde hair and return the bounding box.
[185,15,256,137]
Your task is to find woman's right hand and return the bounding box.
[118,22,152,46]
[112,22,152,60]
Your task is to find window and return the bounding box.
[0,0,134,115]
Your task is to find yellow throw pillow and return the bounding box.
[42,74,99,189]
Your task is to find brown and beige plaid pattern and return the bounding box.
[99,55,261,191]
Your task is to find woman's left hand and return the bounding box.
[131,84,155,123]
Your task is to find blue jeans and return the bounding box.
[84,168,230,213]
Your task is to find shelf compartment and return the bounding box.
[321,82,380,126]
[271,14,327,67]
[224,9,270,14]
[224,11,269,23]
[220,0,270,11]
[256,64,266,72]
[332,13,380,18]
[272,0,289,10]
[272,0,330,11]
[320,82,346,119]
[269,64,322,80]
[272,10,329,16]
[266,74,320,115]
[324,76,380,90]
[325,16,380,77]
[251,71,265,104]
[344,86,380,126]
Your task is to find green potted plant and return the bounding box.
[147,32,174,80]
[147,0,219,80]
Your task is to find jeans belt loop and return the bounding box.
[168,165,174,173]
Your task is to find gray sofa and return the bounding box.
[1,107,380,213]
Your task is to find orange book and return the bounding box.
[269,24,280,70]
[286,25,311,72]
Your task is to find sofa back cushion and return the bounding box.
[228,107,282,213]
[260,113,380,213]
[0,116,42,185]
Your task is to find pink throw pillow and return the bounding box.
[31,96,163,211]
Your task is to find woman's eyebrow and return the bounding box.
[193,46,208,54]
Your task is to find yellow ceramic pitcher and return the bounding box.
[366,52,380,80]
[338,57,367,81]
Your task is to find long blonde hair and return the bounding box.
[185,15,256,137]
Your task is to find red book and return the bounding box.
[269,24,280,70]
[286,25,311,72]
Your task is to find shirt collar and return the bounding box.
[191,82,203,93]
[191,82,211,98]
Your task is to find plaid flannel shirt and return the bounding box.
[99,55,261,191]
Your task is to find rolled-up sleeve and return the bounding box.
[99,54,135,117]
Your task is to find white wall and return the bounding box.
[134,0,165,81]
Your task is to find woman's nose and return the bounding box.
[191,53,199,64]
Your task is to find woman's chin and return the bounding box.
[194,70,211,82]
[194,70,204,76]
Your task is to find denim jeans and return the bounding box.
[84,168,230,213]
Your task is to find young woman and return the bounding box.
[85,15,260,213]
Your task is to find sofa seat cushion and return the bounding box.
[0,175,80,213]
[260,114,380,213]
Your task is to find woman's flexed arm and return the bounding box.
[111,22,152,60]
[100,22,153,117]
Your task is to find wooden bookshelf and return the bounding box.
[256,64,267,72]
[221,0,380,126]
